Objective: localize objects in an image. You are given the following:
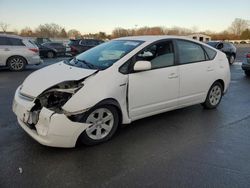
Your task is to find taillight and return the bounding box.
[29,48,39,53]
[246,53,250,58]
[70,46,77,52]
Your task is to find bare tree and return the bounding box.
[229,18,250,36]
[0,22,9,32]
[20,27,34,37]
[112,28,129,38]
[59,28,68,38]
[35,23,64,38]
[67,29,81,38]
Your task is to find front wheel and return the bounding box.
[79,105,119,145]
[202,82,223,109]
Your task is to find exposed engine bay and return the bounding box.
[26,80,84,125]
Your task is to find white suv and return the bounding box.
[0,34,42,71]
[13,36,230,147]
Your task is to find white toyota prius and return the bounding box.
[13,36,230,147]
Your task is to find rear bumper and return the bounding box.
[13,87,90,148]
[27,55,43,65]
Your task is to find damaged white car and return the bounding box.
[13,36,230,148]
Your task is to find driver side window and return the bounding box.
[135,41,175,69]
[119,40,175,74]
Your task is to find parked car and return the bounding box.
[240,41,247,44]
[242,52,250,76]
[37,42,66,58]
[207,41,237,64]
[68,39,103,56]
[0,34,42,71]
[13,36,230,147]
[35,37,51,45]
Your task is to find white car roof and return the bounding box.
[115,35,192,42]
[0,33,23,39]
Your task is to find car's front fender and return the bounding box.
[62,68,131,124]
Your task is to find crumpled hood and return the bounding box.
[20,61,96,97]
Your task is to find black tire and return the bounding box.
[47,51,55,58]
[202,82,223,109]
[7,56,26,71]
[245,70,250,77]
[79,105,119,146]
[228,55,235,65]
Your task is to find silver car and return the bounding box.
[0,34,43,71]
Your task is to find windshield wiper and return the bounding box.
[75,58,99,70]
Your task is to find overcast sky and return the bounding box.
[0,0,249,34]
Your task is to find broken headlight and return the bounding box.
[28,81,84,125]
[37,81,83,112]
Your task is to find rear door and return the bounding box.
[176,39,216,106]
[0,36,13,66]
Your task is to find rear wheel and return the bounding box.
[79,105,119,145]
[245,70,250,77]
[202,82,223,109]
[7,56,26,71]
[47,51,55,58]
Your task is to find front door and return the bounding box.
[128,40,179,120]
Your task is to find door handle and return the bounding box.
[4,48,10,51]
[207,67,214,72]
[168,73,178,79]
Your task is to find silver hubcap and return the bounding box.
[10,58,24,70]
[209,85,222,106]
[48,52,53,58]
[230,56,234,64]
[85,108,114,140]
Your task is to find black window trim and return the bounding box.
[119,38,218,75]
[119,39,177,74]
[0,36,25,46]
[202,44,217,61]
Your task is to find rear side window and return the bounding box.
[8,37,24,46]
[53,43,64,47]
[22,39,38,48]
[176,40,206,64]
[69,40,80,45]
[81,40,96,46]
[0,36,9,45]
[203,45,217,60]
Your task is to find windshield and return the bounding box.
[65,40,144,70]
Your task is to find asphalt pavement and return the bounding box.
[0,54,250,188]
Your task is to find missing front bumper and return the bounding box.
[13,90,91,148]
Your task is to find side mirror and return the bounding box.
[133,61,151,72]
